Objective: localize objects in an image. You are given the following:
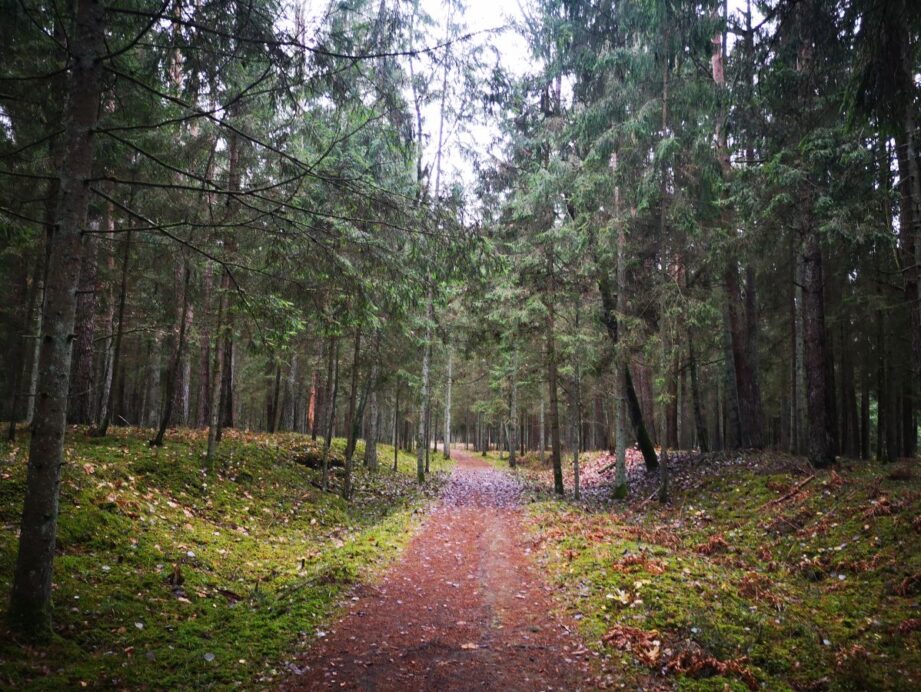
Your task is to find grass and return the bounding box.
[518,452,921,690]
[0,426,451,689]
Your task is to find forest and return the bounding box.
[0,0,920,689]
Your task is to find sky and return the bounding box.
[416,0,532,198]
[411,0,757,202]
[296,0,757,203]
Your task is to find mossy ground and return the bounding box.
[516,452,921,690]
[0,427,450,689]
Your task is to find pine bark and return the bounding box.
[205,268,228,468]
[546,276,564,495]
[95,227,130,437]
[801,231,836,467]
[508,367,518,469]
[152,260,191,446]
[343,328,362,500]
[196,262,213,428]
[9,0,105,637]
[68,233,98,424]
[416,286,433,484]
[443,345,452,459]
[364,331,381,471]
[392,381,400,471]
[597,273,658,470]
[321,337,340,491]
[687,331,710,452]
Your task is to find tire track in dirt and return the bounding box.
[280,449,594,691]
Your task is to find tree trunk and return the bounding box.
[712,12,763,450]
[7,248,45,441]
[596,264,658,469]
[614,212,628,496]
[896,96,921,379]
[424,402,432,473]
[509,366,518,469]
[721,299,744,449]
[151,259,191,446]
[539,398,545,464]
[343,328,362,500]
[546,298,564,495]
[266,361,281,433]
[725,265,763,447]
[22,251,46,429]
[91,209,116,428]
[794,249,808,453]
[571,368,581,500]
[443,345,452,459]
[9,0,105,638]
[392,381,400,472]
[173,260,194,428]
[860,376,870,460]
[802,232,836,467]
[68,232,98,424]
[205,269,228,468]
[364,331,381,471]
[144,332,162,428]
[416,286,433,484]
[217,335,234,436]
[687,331,710,452]
[309,352,321,440]
[321,337,340,491]
[282,353,298,432]
[196,262,213,428]
[95,228,131,437]
[840,321,859,458]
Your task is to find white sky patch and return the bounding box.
[416,0,531,200]
[291,0,762,210]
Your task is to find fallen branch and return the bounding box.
[760,475,814,509]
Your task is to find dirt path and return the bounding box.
[281,449,594,691]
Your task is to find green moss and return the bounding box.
[0,427,449,689]
[524,455,921,690]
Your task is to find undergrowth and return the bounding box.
[521,452,921,690]
[0,427,450,689]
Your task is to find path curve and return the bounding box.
[281,449,594,691]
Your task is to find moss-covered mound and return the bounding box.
[524,452,921,690]
[0,427,449,689]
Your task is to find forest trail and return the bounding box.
[282,449,594,691]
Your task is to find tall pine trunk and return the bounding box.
[95,227,130,437]
[416,286,433,484]
[9,0,105,637]
[196,262,213,428]
[802,231,836,467]
[205,269,228,468]
[364,331,381,471]
[321,337,340,491]
[68,233,98,424]
[342,328,362,500]
[443,345,452,459]
[151,259,191,446]
[546,289,564,495]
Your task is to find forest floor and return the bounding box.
[484,447,921,690]
[281,449,594,690]
[3,432,920,690]
[0,428,450,689]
